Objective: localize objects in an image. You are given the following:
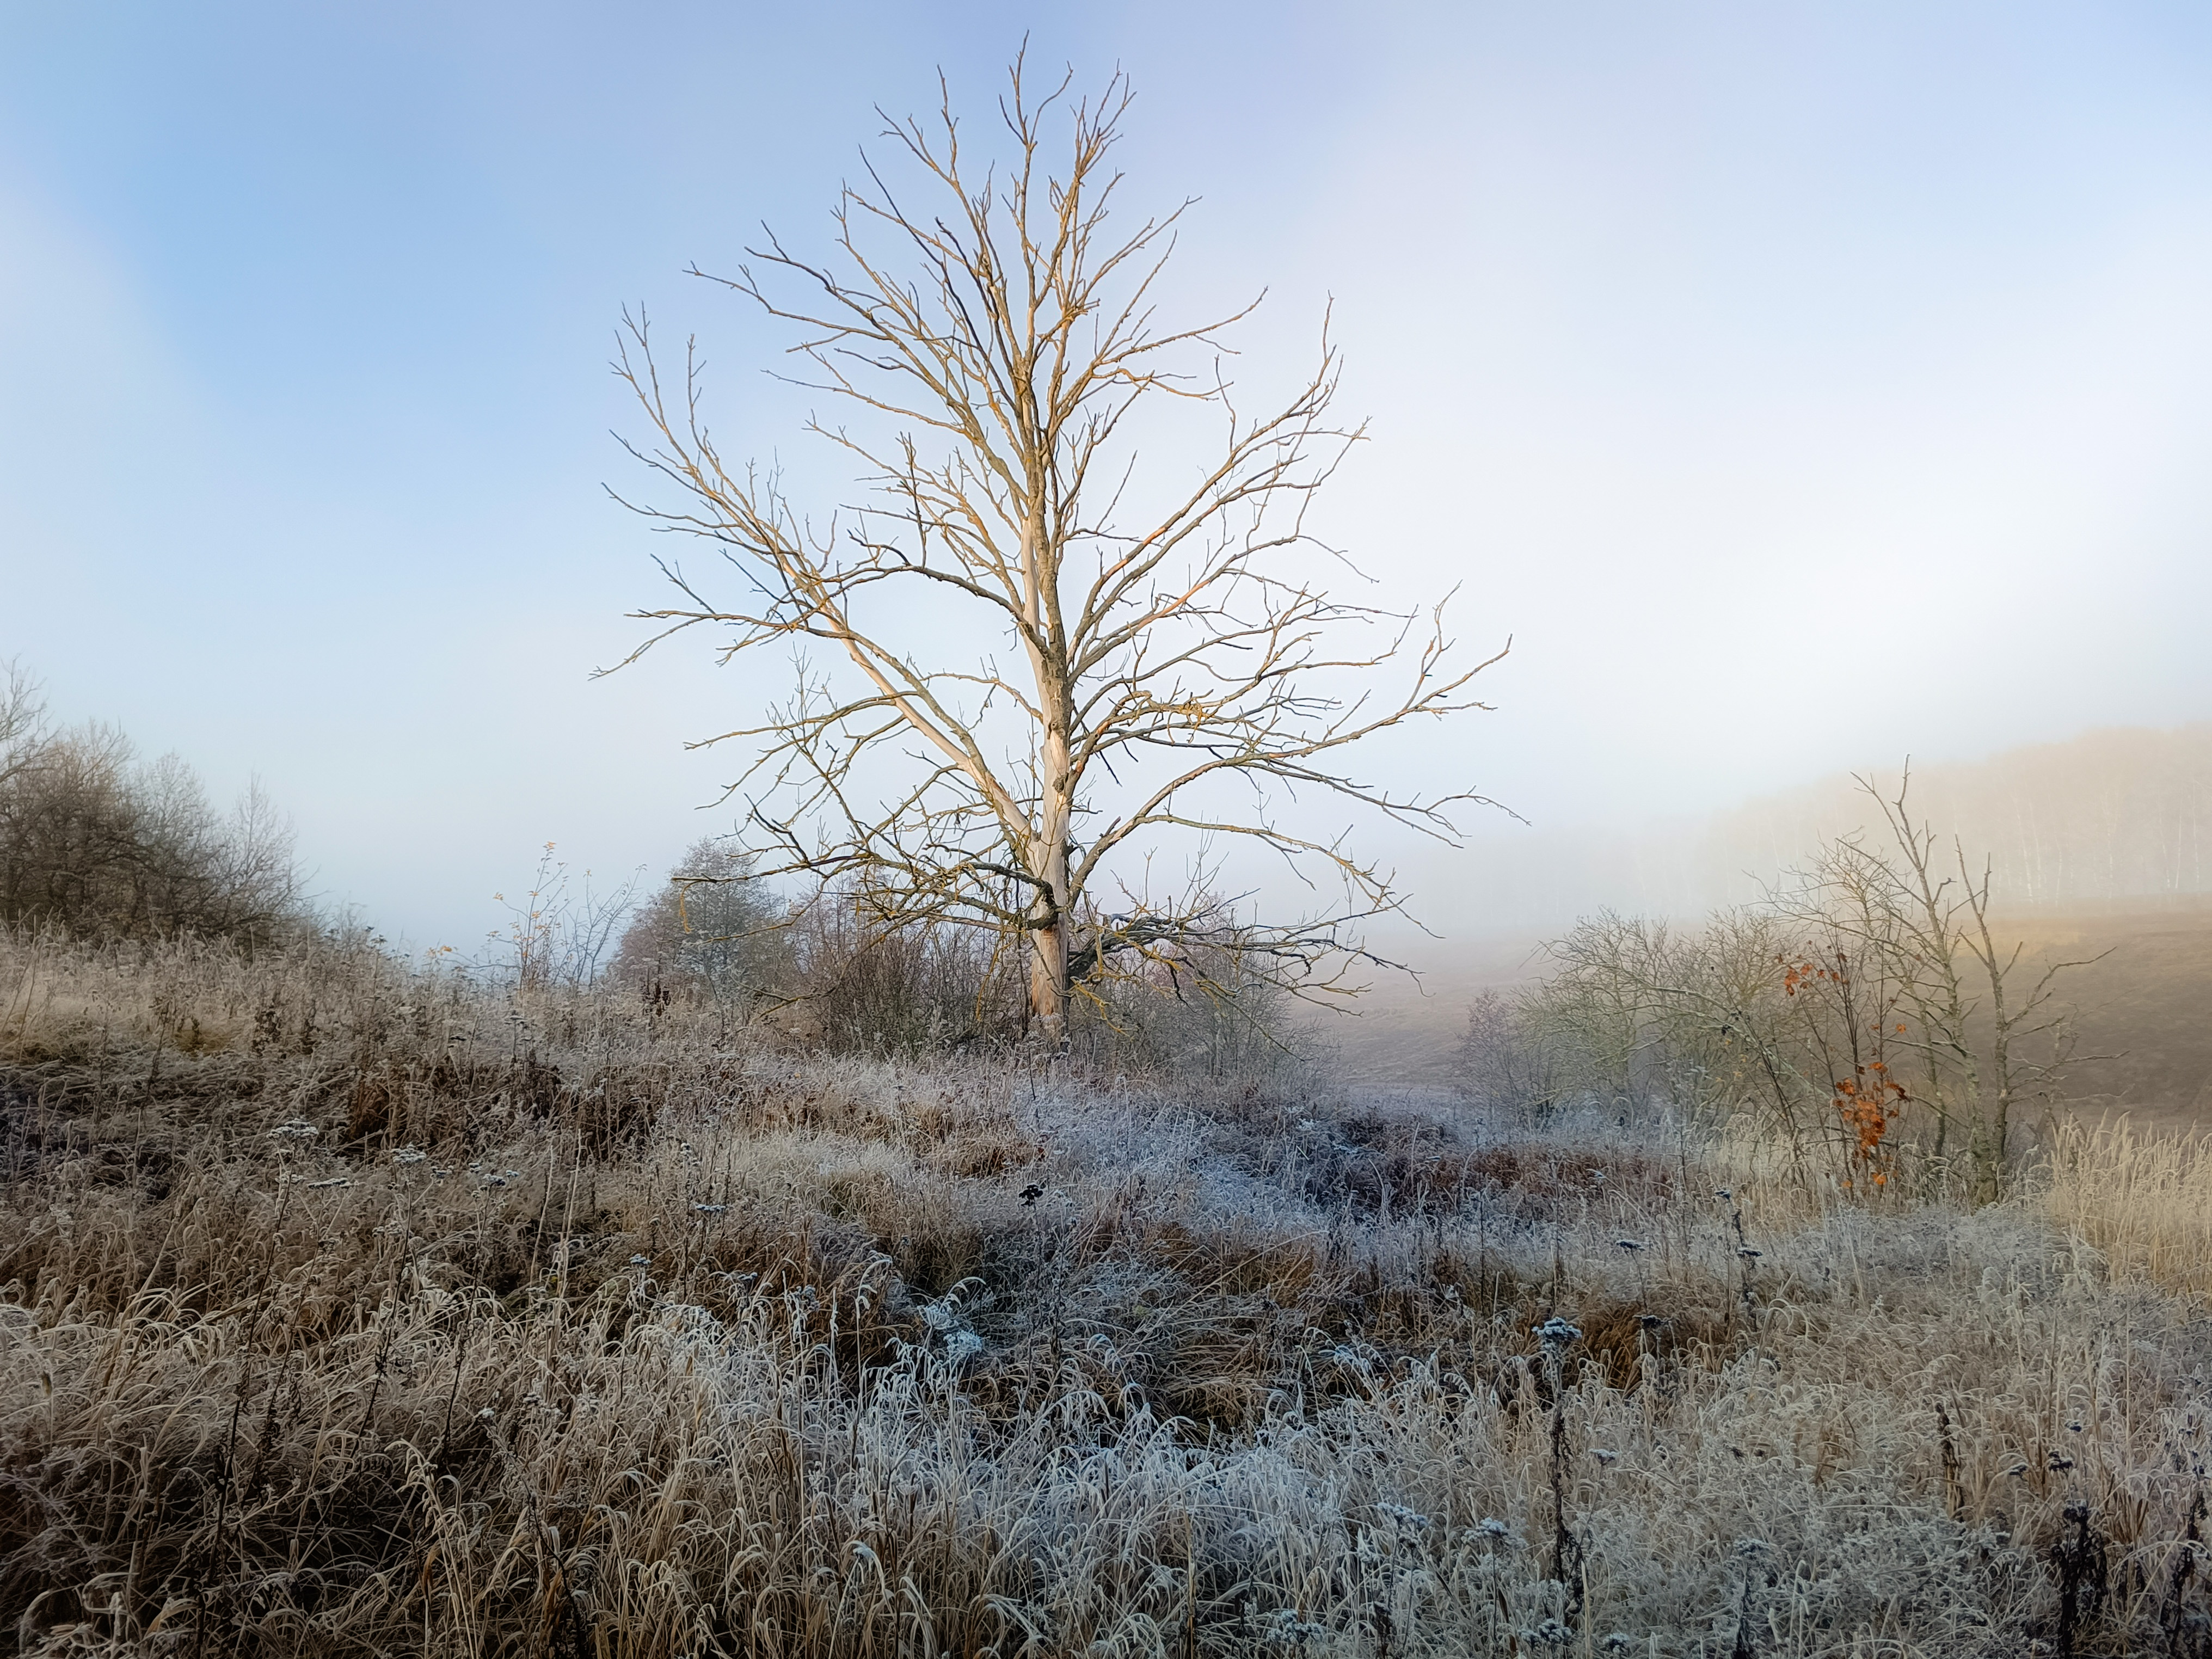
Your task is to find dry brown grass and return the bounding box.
[5,929,2212,1655]
[2043,1114,2212,1301]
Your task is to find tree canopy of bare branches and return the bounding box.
[607,58,1502,1049]
[611,835,787,1010]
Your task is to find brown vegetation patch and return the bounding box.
[1309,1130,1684,1223]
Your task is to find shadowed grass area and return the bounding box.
[4,929,2211,1655]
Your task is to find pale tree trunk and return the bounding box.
[1027,832,1070,1052]
[1019,510,1076,1054]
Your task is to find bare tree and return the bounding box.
[612,835,788,1010]
[485,844,643,992]
[606,58,1501,1050]
[0,719,301,948]
[0,660,47,791]
[1796,770,2098,1196]
[1682,766,2102,1196]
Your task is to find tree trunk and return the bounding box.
[1020,503,1076,1056]
[1029,908,1068,1053]
[1028,721,1075,1053]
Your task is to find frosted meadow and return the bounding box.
[6,928,2212,1656]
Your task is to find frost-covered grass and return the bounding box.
[3,929,2210,1656]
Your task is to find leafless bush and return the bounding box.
[1474,772,2093,1201]
[1457,988,1566,1119]
[610,835,789,1011]
[0,667,302,949]
[481,843,642,991]
[1069,914,1323,1083]
[770,883,1314,1082]
[782,886,1028,1052]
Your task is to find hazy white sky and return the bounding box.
[4,3,2209,953]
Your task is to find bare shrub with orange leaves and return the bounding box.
[1832,1064,1906,1190]
[1482,771,2093,1205]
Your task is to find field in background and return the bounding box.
[8,930,2212,1655]
[2011,903,2212,1121]
[1299,935,1550,1088]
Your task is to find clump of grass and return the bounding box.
[3,928,2210,1654]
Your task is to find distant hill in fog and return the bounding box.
[1675,724,2212,913]
[1434,724,2212,933]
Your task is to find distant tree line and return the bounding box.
[1441,725,2212,933]
[1668,725,2212,914]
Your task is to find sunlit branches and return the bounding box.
[604,54,1503,1048]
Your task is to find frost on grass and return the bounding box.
[1,929,2209,1654]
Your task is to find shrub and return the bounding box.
[783,887,1026,1051]
[0,669,301,948]
[1468,772,2092,1200]
[611,835,789,1009]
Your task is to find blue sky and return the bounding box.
[4,3,2209,951]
